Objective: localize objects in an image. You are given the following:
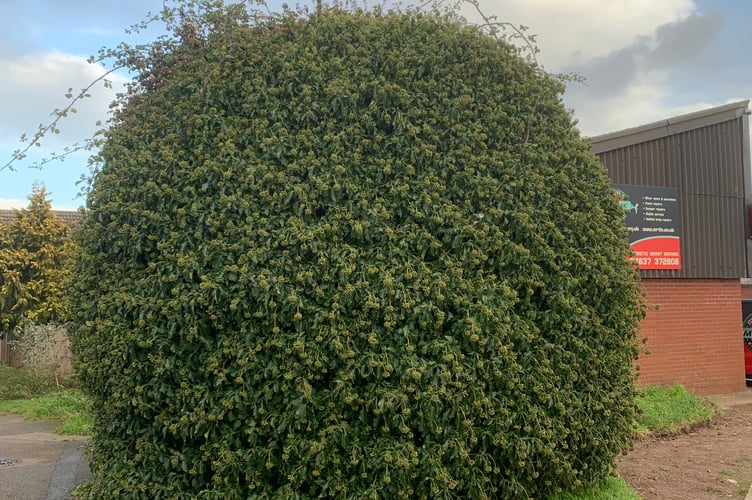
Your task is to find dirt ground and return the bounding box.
[616,401,752,499]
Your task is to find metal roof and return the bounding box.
[590,100,750,154]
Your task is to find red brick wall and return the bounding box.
[636,278,746,395]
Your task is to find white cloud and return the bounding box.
[0,50,128,154]
[457,0,749,139]
[567,75,682,136]
[0,197,80,210]
[0,198,26,209]
[78,26,120,36]
[466,0,696,70]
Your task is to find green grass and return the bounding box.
[0,363,91,434]
[0,387,92,435]
[550,475,640,500]
[634,384,717,435]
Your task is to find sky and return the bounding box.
[0,0,750,209]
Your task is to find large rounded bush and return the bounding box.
[70,7,643,499]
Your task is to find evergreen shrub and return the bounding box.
[70,6,644,498]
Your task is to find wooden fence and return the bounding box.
[0,333,21,367]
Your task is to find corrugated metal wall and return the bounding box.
[596,116,747,279]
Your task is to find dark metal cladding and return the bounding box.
[591,101,751,279]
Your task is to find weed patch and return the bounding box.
[0,363,62,400]
[634,384,717,436]
[549,475,639,500]
[0,388,92,435]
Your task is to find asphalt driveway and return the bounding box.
[0,415,89,500]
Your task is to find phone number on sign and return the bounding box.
[635,257,680,267]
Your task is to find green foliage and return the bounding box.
[69,4,644,498]
[0,184,74,337]
[0,363,62,399]
[634,384,717,435]
[549,475,640,500]
[0,388,92,435]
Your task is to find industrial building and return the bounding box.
[591,100,751,394]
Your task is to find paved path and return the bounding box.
[0,415,89,500]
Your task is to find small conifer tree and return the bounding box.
[0,184,73,338]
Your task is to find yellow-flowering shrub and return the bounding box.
[70,5,644,498]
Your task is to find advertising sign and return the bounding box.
[613,184,681,270]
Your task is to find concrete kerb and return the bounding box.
[710,387,752,409]
[45,440,88,500]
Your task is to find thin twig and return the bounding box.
[2,64,124,173]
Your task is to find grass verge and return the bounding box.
[551,475,640,500]
[0,388,92,435]
[634,384,717,436]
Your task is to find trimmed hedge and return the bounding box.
[70,7,643,499]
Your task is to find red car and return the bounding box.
[744,306,752,386]
[746,329,752,386]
